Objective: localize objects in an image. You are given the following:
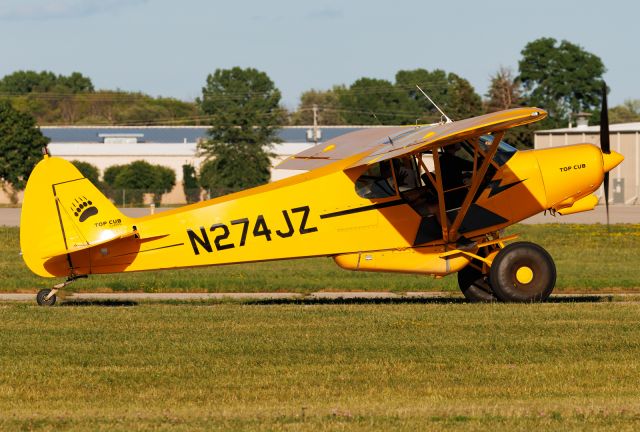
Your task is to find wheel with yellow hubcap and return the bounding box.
[489,242,556,302]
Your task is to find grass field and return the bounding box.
[2,301,640,431]
[2,224,639,293]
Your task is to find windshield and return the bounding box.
[355,160,397,199]
[478,135,517,166]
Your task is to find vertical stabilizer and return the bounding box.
[20,156,131,277]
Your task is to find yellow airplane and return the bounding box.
[20,90,623,305]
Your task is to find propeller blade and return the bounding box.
[604,172,610,226]
[601,81,610,227]
[600,81,610,154]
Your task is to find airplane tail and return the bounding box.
[20,155,133,277]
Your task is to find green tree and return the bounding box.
[198,146,271,196]
[103,160,176,205]
[71,160,100,186]
[518,38,606,127]
[102,164,125,203]
[110,94,197,125]
[0,71,197,126]
[103,162,175,206]
[0,71,58,94]
[609,100,640,124]
[395,69,483,123]
[151,165,177,205]
[0,70,93,94]
[0,70,92,125]
[0,101,49,202]
[58,72,94,93]
[112,161,155,205]
[483,67,533,149]
[197,67,284,190]
[182,164,200,203]
[485,67,522,112]
[290,86,347,125]
[103,164,125,186]
[339,78,414,125]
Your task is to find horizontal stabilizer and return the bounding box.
[41,231,138,259]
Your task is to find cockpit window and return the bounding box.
[392,157,420,192]
[355,160,397,198]
[478,135,517,166]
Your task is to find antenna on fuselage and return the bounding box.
[416,85,452,124]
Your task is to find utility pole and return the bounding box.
[312,104,319,145]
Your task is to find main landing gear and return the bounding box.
[36,274,88,306]
[457,241,556,303]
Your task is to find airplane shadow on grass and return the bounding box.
[55,295,611,307]
[60,299,138,307]
[245,295,609,306]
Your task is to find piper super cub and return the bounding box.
[20,86,623,305]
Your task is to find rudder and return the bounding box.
[20,155,132,277]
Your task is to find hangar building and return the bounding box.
[5,122,636,205]
[2,126,363,204]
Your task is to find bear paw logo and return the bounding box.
[71,196,98,222]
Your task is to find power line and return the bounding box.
[2,81,465,126]
[0,82,457,102]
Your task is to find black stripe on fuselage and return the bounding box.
[487,178,526,198]
[320,199,406,219]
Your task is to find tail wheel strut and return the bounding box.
[36,274,88,306]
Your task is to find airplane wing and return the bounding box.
[276,108,547,171]
[276,126,410,170]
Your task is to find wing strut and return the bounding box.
[448,131,504,240]
[431,148,449,244]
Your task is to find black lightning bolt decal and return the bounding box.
[487,179,526,198]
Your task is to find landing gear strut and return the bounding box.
[458,265,497,303]
[36,274,88,306]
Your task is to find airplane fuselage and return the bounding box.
[36,142,612,278]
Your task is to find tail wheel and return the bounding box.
[457,265,497,303]
[489,242,556,302]
[36,289,57,306]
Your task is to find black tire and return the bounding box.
[457,265,497,303]
[489,242,556,303]
[36,289,56,306]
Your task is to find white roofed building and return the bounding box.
[3,126,369,205]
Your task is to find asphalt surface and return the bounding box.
[0,291,634,303]
[0,291,454,302]
[2,205,640,227]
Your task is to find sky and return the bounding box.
[0,0,636,110]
